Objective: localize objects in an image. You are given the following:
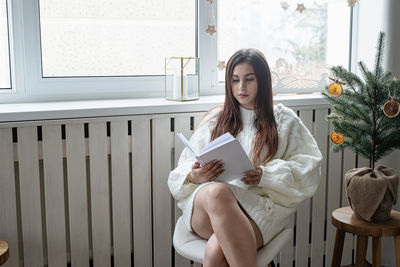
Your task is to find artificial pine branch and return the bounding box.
[330,66,364,93]
[374,32,385,77]
[323,92,371,123]
[382,71,393,83]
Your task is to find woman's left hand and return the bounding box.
[241,166,262,185]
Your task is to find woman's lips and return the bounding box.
[238,94,248,98]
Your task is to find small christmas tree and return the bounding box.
[322,31,400,169]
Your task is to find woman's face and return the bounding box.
[231,62,258,110]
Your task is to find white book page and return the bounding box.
[177,132,253,182]
[177,133,198,157]
[200,132,233,154]
[199,139,254,182]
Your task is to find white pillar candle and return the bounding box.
[173,74,189,100]
[173,74,181,99]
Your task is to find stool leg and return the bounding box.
[372,237,381,267]
[332,229,345,267]
[394,236,400,267]
[355,235,368,267]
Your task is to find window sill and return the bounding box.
[0,93,328,123]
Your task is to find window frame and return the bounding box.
[0,0,22,96]
[1,0,220,103]
[28,0,205,101]
[0,0,355,103]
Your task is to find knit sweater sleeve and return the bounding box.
[167,108,220,201]
[258,105,322,208]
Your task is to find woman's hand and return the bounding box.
[188,160,224,184]
[241,166,262,185]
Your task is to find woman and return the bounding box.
[168,48,322,267]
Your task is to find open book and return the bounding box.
[177,132,254,182]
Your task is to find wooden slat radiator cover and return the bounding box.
[0,105,367,266]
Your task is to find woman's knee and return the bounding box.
[201,183,236,212]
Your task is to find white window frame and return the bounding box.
[21,0,167,101]
[198,0,220,96]
[0,0,357,103]
[0,0,222,103]
[0,0,24,98]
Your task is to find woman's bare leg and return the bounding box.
[191,182,262,267]
[203,234,229,267]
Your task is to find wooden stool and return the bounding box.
[0,240,9,265]
[331,206,400,267]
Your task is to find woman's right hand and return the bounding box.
[188,160,224,184]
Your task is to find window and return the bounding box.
[10,0,198,102]
[0,0,355,103]
[218,0,350,94]
[0,0,11,89]
[39,0,195,77]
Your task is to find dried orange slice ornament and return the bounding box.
[328,83,343,97]
[330,131,344,144]
[383,99,400,118]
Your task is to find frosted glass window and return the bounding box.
[218,0,350,92]
[0,0,10,88]
[39,0,195,77]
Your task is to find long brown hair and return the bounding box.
[210,48,278,165]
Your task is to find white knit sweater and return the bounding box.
[168,103,322,244]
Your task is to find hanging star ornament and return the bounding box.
[296,3,306,13]
[280,1,290,11]
[347,0,358,7]
[206,25,216,36]
[217,61,226,71]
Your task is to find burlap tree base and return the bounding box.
[345,165,399,222]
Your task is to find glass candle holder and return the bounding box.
[164,57,199,101]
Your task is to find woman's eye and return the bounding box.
[232,80,239,83]
[246,78,255,82]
